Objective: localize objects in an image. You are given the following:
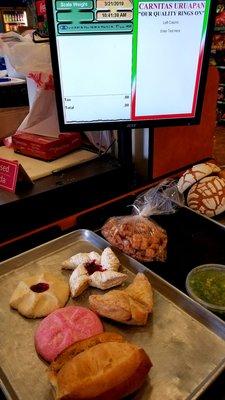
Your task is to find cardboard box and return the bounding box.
[12,132,82,161]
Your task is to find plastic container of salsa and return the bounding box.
[186,264,225,314]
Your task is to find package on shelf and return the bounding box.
[218,85,225,102]
[210,1,225,124]
[212,34,225,52]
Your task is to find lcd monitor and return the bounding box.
[47,0,216,131]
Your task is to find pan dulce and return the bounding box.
[62,247,128,297]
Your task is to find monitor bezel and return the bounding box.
[46,0,217,132]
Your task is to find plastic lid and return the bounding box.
[185,264,225,313]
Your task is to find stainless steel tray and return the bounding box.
[0,229,225,400]
[183,204,225,231]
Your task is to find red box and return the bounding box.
[12,132,82,161]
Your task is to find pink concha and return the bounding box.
[34,305,104,362]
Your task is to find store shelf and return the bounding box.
[212,5,225,125]
[4,21,26,24]
[1,8,28,32]
[214,26,225,32]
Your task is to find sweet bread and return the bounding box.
[69,264,90,297]
[48,332,152,400]
[34,306,104,362]
[50,332,125,375]
[9,272,69,318]
[177,162,221,193]
[62,251,101,269]
[89,273,153,325]
[101,247,120,270]
[68,247,127,297]
[187,175,225,217]
[89,270,128,290]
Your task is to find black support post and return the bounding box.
[117,128,133,172]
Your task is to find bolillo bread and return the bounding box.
[49,332,152,400]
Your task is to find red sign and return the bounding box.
[0,158,19,193]
[0,158,33,193]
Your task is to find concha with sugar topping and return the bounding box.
[177,162,221,194]
[187,175,225,217]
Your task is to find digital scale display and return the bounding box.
[49,0,214,129]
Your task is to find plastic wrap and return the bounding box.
[132,180,184,217]
[102,180,183,262]
[102,215,167,262]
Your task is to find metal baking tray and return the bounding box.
[183,204,225,231]
[0,229,225,400]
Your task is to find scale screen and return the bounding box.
[48,0,215,130]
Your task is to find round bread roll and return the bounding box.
[34,306,104,362]
[9,272,69,319]
[177,162,221,194]
[187,175,225,217]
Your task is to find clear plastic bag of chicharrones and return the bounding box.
[102,180,184,262]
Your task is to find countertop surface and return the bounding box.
[0,165,225,399]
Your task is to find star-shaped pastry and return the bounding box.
[62,248,127,298]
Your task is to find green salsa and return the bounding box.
[189,268,225,307]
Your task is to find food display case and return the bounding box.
[0,7,28,33]
[210,0,225,124]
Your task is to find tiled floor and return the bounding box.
[213,124,225,166]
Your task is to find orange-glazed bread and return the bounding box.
[49,332,152,400]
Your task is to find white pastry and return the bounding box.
[62,251,101,270]
[62,253,90,270]
[90,270,127,290]
[89,251,101,264]
[177,162,221,194]
[68,248,127,298]
[9,273,69,318]
[101,247,120,271]
[69,264,89,297]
